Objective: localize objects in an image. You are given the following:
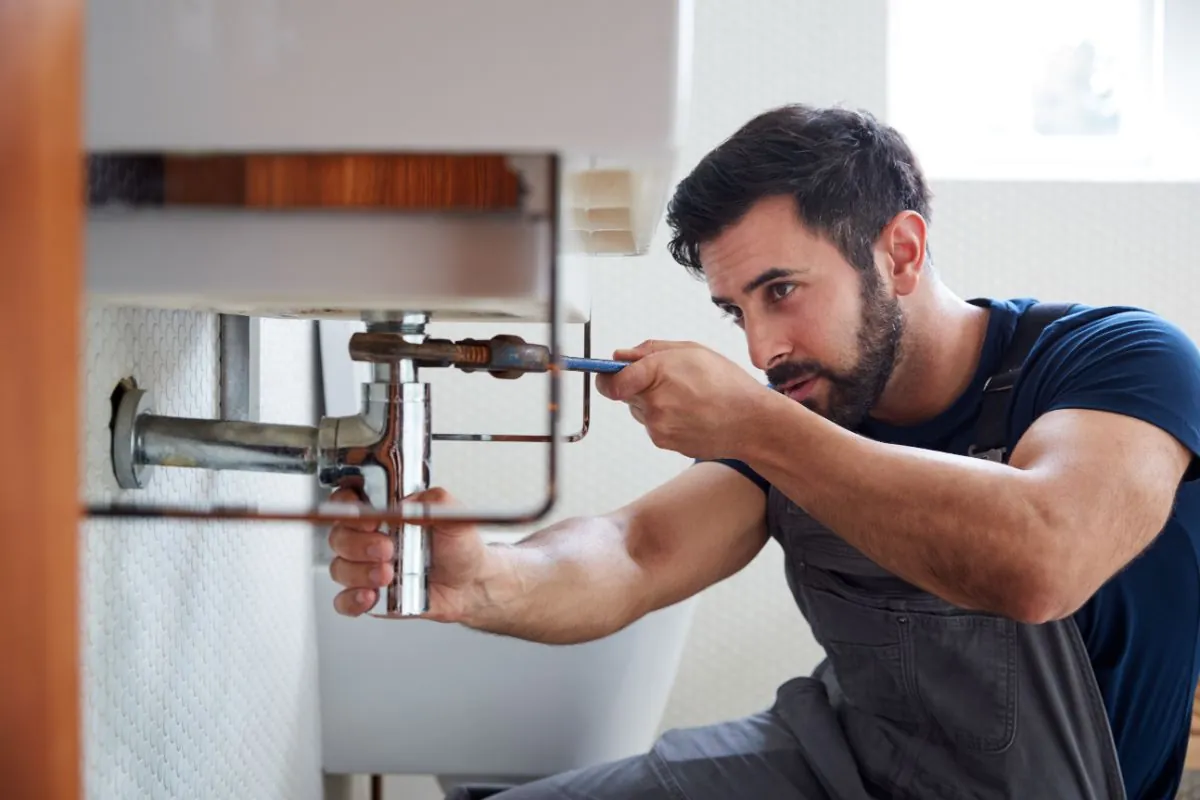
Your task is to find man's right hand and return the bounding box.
[327,486,492,622]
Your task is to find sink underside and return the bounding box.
[83,0,692,323]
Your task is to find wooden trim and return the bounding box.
[0,3,83,798]
[1189,681,1200,770]
[156,153,524,209]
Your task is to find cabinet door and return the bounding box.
[0,4,83,798]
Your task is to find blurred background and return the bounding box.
[72,0,1200,798]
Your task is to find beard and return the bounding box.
[766,274,904,429]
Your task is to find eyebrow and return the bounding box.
[710,267,804,307]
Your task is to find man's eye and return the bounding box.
[719,306,743,323]
[767,283,796,301]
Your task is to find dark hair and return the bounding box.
[665,104,932,279]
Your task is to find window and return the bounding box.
[886,0,1197,180]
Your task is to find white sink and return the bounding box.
[312,567,695,779]
[84,0,693,324]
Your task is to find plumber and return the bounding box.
[328,104,1200,800]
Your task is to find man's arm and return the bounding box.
[463,461,769,643]
[737,397,1192,623]
[729,310,1200,624]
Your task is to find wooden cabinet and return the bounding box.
[1189,681,1200,770]
[0,4,84,798]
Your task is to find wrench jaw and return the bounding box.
[459,335,550,379]
[343,319,599,445]
[348,331,552,378]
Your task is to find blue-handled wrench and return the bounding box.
[561,357,629,374]
[348,331,632,376]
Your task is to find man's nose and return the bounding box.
[744,317,790,371]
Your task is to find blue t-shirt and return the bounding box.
[716,298,1200,799]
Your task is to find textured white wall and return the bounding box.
[398,1,890,747]
[653,0,890,731]
[928,180,1200,336]
[382,0,891,758]
[78,3,1200,799]
[645,0,1200,736]
[425,0,1200,749]
[81,310,323,799]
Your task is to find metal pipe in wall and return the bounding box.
[136,415,320,475]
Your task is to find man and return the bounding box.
[327,105,1200,799]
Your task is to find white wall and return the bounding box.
[424,0,1200,748]
[646,0,1200,735]
[395,2,891,750]
[652,0,891,731]
[928,180,1200,332]
[78,2,1200,798]
[81,309,323,799]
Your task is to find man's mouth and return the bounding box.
[779,377,818,403]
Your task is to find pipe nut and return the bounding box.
[112,384,156,490]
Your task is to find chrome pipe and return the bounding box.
[137,415,319,475]
[319,314,432,617]
[390,314,432,616]
[396,382,431,616]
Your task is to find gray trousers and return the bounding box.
[445,679,870,800]
[447,714,816,799]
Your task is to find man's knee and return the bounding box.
[443,784,522,800]
[446,752,672,799]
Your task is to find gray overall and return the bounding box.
[471,303,1127,799]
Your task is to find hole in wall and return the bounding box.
[108,376,139,434]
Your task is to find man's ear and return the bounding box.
[876,210,928,297]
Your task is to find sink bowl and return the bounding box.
[313,567,696,779]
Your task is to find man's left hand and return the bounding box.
[594,340,772,460]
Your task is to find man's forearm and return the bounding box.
[461,514,649,644]
[737,391,1053,618]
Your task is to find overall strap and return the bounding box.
[968,302,1076,463]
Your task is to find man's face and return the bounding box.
[700,195,904,429]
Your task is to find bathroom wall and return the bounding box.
[77,2,1200,798]
[608,0,1200,735]
[407,2,889,752]
[81,309,323,799]
[419,0,1200,748]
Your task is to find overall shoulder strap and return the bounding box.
[969,302,1076,463]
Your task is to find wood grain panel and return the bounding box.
[1189,680,1200,769]
[0,2,83,799]
[160,153,524,209]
